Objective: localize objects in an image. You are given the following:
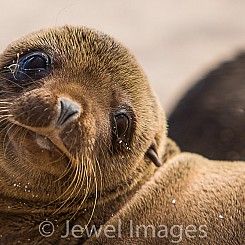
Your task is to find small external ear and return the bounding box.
[145,139,162,167]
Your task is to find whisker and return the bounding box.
[51,136,81,211]
[83,155,98,233]
[52,159,80,214]
[2,123,17,157]
[68,154,88,216]
[0,109,11,112]
[65,155,85,212]
[95,156,103,199]
[68,154,90,219]
[0,102,13,104]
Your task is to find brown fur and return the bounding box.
[0,26,244,244]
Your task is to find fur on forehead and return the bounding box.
[1,26,154,99]
[0,26,164,129]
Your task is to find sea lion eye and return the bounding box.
[114,113,130,139]
[14,52,51,81]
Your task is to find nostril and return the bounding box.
[56,98,80,127]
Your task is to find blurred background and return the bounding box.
[1,0,245,113]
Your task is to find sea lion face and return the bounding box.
[0,26,165,209]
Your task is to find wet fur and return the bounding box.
[0,26,244,244]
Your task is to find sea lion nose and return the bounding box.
[56,98,80,127]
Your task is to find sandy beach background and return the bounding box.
[1,0,245,114]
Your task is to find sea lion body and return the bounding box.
[169,53,245,161]
[85,151,244,244]
[0,26,244,244]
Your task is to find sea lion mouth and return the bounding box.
[35,133,55,151]
[33,130,78,163]
[6,121,77,165]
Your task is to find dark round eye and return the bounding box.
[22,54,48,70]
[14,52,51,81]
[114,113,129,139]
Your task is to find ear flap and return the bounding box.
[145,140,162,167]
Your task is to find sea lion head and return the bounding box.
[0,26,166,212]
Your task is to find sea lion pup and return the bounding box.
[168,53,245,161]
[0,26,243,245]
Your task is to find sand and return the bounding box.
[1,0,245,112]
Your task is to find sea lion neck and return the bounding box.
[161,138,180,163]
[0,157,158,239]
